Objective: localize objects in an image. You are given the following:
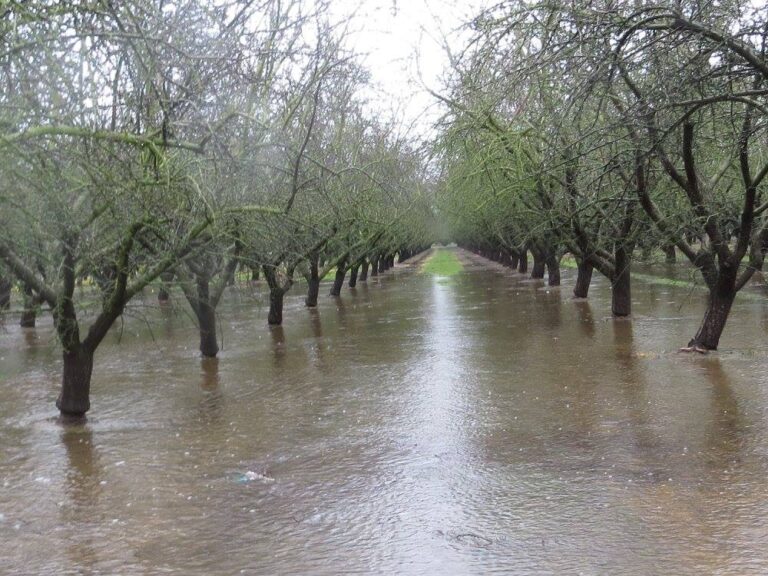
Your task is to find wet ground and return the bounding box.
[2,248,768,575]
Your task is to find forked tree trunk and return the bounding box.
[517,251,528,274]
[359,260,369,282]
[611,248,632,317]
[57,348,94,417]
[348,265,359,288]
[574,261,593,298]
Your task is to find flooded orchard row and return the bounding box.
[2,248,768,575]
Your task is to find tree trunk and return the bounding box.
[195,278,218,358]
[0,276,10,310]
[251,266,260,281]
[611,248,632,317]
[57,349,94,417]
[574,261,593,298]
[378,255,387,273]
[359,260,369,282]
[268,288,284,325]
[305,255,320,307]
[348,265,359,288]
[689,271,737,350]
[663,244,676,263]
[546,253,561,286]
[371,255,380,277]
[330,261,347,296]
[20,285,39,328]
[158,270,174,303]
[517,250,528,274]
[531,250,546,279]
[509,252,519,270]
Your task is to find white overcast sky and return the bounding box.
[329,0,487,139]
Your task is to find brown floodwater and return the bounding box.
[2,248,768,575]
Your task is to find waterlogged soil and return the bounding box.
[2,248,768,575]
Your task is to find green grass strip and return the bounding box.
[422,249,464,276]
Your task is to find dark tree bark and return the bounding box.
[58,348,94,417]
[330,258,348,296]
[0,276,10,310]
[662,244,676,263]
[371,255,380,277]
[195,278,219,358]
[158,270,174,303]
[517,250,528,274]
[251,266,260,281]
[574,261,593,298]
[531,250,546,279]
[611,247,632,317]
[20,285,41,328]
[688,268,738,350]
[509,251,519,270]
[268,289,284,325]
[546,253,561,286]
[305,252,320,307]
[348,264,359,287]
[359,259,369,281]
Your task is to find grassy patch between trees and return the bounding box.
[422,249,463,276]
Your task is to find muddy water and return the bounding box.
[2,248,768,575]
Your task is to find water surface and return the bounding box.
[2,248,768,575]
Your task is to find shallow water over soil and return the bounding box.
[2,248,768,575]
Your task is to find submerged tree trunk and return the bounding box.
[158,270,174,303]
[359,260,369,282]
[662,244,676,263]
[20,285,40,328]
[688,270,738,351]
[517,250,528,274]
[330,258,348,296]
[0,276,10,310]
[268,289,284,325]
[546,253,561,286]
[509,251,519,270]
[305,254,320,307]
[371,255,380,277]
[611,248,632,317]
[57,348,94,417]
[348,265,359,288]
[531,250,546,279]
[195,278,218,358]
[574,261,593,298]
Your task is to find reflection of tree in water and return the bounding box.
[701,359,745,474]
[307,309,327,372]
[198,357,224,424]
[269,325,286,368]
[60,424,102,573]
[574,300,595,340]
